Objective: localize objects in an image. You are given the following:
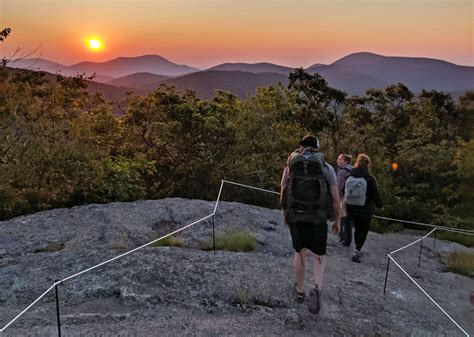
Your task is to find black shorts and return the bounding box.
[289,221,328,255]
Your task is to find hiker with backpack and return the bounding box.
[337,154,353,246]
[344,153,383,263]
[280,135,340,319]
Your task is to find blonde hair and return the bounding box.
[355,153,371,173]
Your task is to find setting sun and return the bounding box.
[89,39,100,49]
[86,37,103,51]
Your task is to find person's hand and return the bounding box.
[332,220,340,234]
[280,210,286,224]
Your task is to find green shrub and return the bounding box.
[446,251,474,277]
[370,217,404,234]
[201,229,257,252]
[432,214,474,247]
[151,235,185,248]
[436,231,474,248]
[371,215,473,247]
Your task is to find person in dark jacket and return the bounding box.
[346,153,383,263]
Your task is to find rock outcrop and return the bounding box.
[0,199,472,336]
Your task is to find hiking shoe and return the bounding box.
[351,253,361,263]
[294,284,305,303]
[307,285,321,317]
[296,290,305,303]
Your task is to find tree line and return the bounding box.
[0,62,473,242]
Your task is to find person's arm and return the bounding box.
[336,169,345,199]
[324,163,341,233]
[280,166,289,208]
[280,166,290,223]
[329,184,341,233]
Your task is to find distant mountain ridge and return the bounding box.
[67,55,199,78]
[106,72,170,91]
[162,70,289,99]
[11,55,199,79]
[306,52,474,93]
[9,52,474,99]
[4,67,147,103]
[207,62,295,74]
[10,58,64,71]
[159,52,473,98]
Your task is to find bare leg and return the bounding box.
[308,251,326,290]
[294,249,306,292]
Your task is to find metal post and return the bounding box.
[211,215,216,254]
[418,237,423,267]
[433,230,437,250]
[54,281,62,337]
[383,255,390,295]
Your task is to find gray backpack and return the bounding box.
[344,176,367,206]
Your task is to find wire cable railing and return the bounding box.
[374,215,474,235]
[1,213,216,333]
[389,228,437,255]
[1,179,472,336]
[61,214,214,283]
[387,254,469,336]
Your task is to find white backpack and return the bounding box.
[344,176,367,206]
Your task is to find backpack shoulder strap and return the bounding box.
[289,149,325,166]
[287,148,302,163]
[341,166,351,173]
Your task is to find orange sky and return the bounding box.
[1,0,472,68]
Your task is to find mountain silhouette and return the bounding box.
[307,52,474,93]
[10,58,64,72]
[312,69,388,96]
[9,52,473,99]
[207,62,294,74]
[4,67,146,102]
[161,70,288,99]
[106,72,169,91]
[11,55,199,79]
[66,55,199,78]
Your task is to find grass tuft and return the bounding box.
[234,289,251,305]
[201,229,257,252]
[151,235,186,248]
[446,251,474,277]
[110,232,129,251]
[33,242,65,253]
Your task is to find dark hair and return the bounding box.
[299,135,319,148]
